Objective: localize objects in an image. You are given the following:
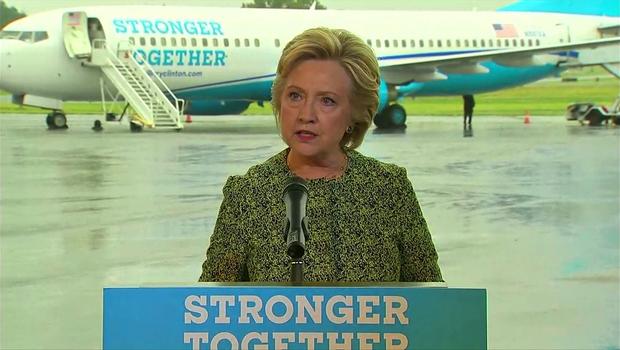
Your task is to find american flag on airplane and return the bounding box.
[67,12,81,26]
[493,23,518,38]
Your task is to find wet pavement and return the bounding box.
[1,114,618,349]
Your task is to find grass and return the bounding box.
[246,77,619,116]
[2,68,618,117]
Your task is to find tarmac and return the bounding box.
[1,114,619,349]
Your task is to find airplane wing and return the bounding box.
[379,37,620,84]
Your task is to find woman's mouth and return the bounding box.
[295,130,317,142]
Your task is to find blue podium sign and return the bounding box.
[103,284,486,350]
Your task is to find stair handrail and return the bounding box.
[116,41,185,126]
[94,39,155,125]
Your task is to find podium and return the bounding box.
[103,283,486,349]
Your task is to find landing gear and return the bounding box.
[129,121,143,133]
[374,104,407,129]
[45,111,68,130]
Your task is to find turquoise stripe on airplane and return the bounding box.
[413,62,562,96]
[170,63,562,102]
[174,78,273,101]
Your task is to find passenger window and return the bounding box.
[384,39,389,48]
[520,39,525,47]
[487,39,493,47]
[437,40,442,48]
[181,38,187,47]
[472,39,477,47]
[393,39,398,48]
[191,38,197,47]
[129,37,135,45]
[234,38,240,47]
[410,39,415,47]
[244,38,249,47]
[419,39,424,48]
[223,38,229,47]
[375,39,381,48]
[428,40,433,48]
[504,39,509,47]
[366,39,372,46]
[496,39,501,47]
[446,39,451,47]
[455,39,460,47]
[464,39,469,47]
[512,39,517,46]
[254,38,260,47]
[202,38,208,47]
[213,38,219,47]
[139,37,146,46]
[161,37,167,46]
[401,39,406,47]
[535,39,540,46]
[480,39,485,48]
[171,37,177,47]
[150,37,156,46]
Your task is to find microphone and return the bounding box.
[282,176,309,260]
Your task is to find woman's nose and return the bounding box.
[297,100,317,123]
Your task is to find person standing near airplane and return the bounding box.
[463,94,475,126]
[199,27,442,283]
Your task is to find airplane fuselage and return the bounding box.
[0,6,617,111]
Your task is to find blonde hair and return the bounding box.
[271,27,380,149]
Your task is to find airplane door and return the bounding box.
[62,11,91,58]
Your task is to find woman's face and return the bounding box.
[279,59,352,161]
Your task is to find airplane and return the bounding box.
[0,0,618,131]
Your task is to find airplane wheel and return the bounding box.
[45,113,54,128]
[48,112,68,129]
[374,104,407,129]
[129,122,143,133]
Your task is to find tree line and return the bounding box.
[0,0,324,30]
[0,1,25,29]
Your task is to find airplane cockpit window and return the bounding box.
[34,31,48,42]
[0,30,48,42]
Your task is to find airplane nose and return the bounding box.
[0,40,19,92]
[0,40,12,89]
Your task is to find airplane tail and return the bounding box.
[498,0,620,17]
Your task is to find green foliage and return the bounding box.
[242,0,326,9]
[0,1,25,29]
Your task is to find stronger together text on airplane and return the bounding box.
[113,18,228,67]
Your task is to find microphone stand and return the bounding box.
[287,217,309,285]
[282,176,310,285]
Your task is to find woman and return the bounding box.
[199,27,442,282]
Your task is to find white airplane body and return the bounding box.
[0,0,618,129]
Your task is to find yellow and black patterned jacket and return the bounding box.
[200,149,443,282]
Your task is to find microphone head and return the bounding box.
[282,176,308,198]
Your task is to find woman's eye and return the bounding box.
[288,91,302,101]
[321,97,336,106]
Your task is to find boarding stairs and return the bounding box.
[89,39,184,130]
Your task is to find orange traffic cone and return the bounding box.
[185,114,192,123]
[524,111,531,124]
